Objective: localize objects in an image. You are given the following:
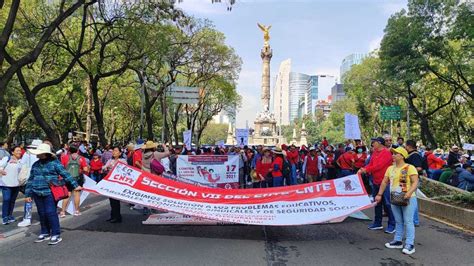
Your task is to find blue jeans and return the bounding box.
[338,169,353,178]
[273,176,284,187]
[24,201,33,220]
[413,197,419,225]
[428,169,443,181]
[391,197,417,245]
[290,164,297,185]
[91,172,102,183]
[372,184,395,229]
[1,186,20,220]
[33,193,61,236]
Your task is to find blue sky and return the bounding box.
[177,0,408,128]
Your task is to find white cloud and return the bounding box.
[368,36,383,52]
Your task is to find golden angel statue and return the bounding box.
[257,23,271,46]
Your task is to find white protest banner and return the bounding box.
[183,130,192,150]
[177,155,239,189]
[462,143,474,151]
[84,162,374,226]
[235,128,249,147]
[344,113,361,140]
[57,175,94,214]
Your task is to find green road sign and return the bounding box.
[380,105,401,120]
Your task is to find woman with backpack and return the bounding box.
[0,146,23,225]
[141,141,170,175]
[59,145,89,217]
[103,146,127,223]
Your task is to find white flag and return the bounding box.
[344,113,361,140]
[183,130,192,150]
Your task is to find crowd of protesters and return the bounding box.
[0,134,472,251]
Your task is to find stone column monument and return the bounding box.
[258,23,272,112]
[250,23,284,146]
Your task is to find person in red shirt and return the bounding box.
[358,137,395,233]
[60,145,89,217]
[90,153,103,182]
[286,145,299,185]
[303,147,319,183]
[337,149,356,178]
[354,146,368,171]
[325,149,337,180]
[425,147,446,180]
[255,148,272,188]
[322,137,329,148]
[271,148,284,187]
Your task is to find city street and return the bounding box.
[0,194,472,265]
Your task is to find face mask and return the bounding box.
[357,149,363,153]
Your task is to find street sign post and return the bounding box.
[166,86,200,104]
[380,105,402,121]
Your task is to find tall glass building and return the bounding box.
[340,53,366,82]
[289,72,310,123]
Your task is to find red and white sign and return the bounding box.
[84,162,374,226]
[177,155,239,189]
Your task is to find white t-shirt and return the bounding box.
[0,157,22,187]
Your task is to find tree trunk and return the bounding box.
[21,87,61,147]
[419,116,437,148]
[85,78,93,142]
[90,79,107,146]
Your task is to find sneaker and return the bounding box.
[73,211,81,216]
[402,244,416,255]
[48,235,62,245]
[385,227,396,234]
[385,240,403,249]
[34,234,51,243]
[8,216,16,223]
[59,212,66,218]
[18,219,31,227]
[2,218,9,225]
[368,224,383,230]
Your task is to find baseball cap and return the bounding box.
[371,137,385,145]
[391,147,409,159]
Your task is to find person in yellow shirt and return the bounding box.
[375,147,419,255]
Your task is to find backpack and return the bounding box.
[282,159,292,178]
[447,171,460,187]
[66,155,81,178]
[151,159,165,175]
[421,154,429,171]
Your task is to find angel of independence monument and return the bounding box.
[248,23,285,146]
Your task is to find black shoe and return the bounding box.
[105,218,113,222]
[109,219,122,223]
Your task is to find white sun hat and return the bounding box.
[28,143,54,155]
[28,139,43,148]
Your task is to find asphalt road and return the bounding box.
[0,195,473,265]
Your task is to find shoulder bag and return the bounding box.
[390,165,410,206]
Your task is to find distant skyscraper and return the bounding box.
[331,83,345,103]
[340,53,366,82]
[289,72,310,123]
[273,59,291,126]
[306,75,336,116]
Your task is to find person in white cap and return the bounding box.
[17,139,42,227]
[447,145,461,167]
[25,143,82,245]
